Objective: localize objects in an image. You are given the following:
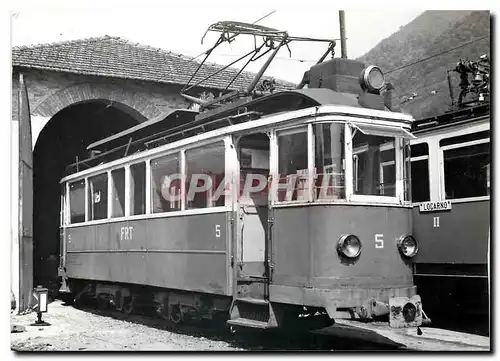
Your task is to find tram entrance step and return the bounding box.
[229,298,277,329]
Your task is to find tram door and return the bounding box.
[235,133,270,298]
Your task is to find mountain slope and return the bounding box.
[357,10,490,119]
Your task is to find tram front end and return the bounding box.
[268,106,422,328]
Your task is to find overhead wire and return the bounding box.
[385,35,489,74]
[169,51,319,62]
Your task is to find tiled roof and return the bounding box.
[12,35,296,91]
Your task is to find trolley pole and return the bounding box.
[339,10,347,58]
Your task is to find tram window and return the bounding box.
[185,142,225,209]
[111,168,125,218]
[410,143,428,158]
[353,131,396,197]
[443,142,490,199]
[314,123,345,200]
[130,162,146,215]
[239,133,270,206]
[411,143,430,202]
[440,130,490,147]
[239,157,269,205]
[69,179,85,224]
[88,173,108,221]
[151,154,181,213]
[277,127,308,201]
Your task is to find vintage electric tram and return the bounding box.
[409,55,490,328]
[58,22,423,330]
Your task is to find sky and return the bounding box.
[9,2,424,83]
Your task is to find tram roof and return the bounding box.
[412,103,490,133]
[65,88,414,177]
[62,104,414,183]
[87,109,198,151]
[88,88,402,152]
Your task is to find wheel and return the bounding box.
[169,304,183,324]
[156,303,170,321]
[123,297,134,315]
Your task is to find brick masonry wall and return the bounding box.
[12,67,201,123]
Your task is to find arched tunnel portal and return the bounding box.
[33,100,145,292]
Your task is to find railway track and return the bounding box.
[68,296,403,351]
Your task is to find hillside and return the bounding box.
[357,10,490,120]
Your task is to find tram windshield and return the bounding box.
[314,123,345,200]
[274,121,411,204]
[352,132,396,197]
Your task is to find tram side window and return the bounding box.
[442,140,490,199]
[277,127,308,201]
[151,154,181,213]
[352,131,396,197]
[239,133,270,206]
[186,142,225,209]
[130,162,146,215]
[314,123,345,200]
[69,179,85,224]
[88,173,108,221]
[111,168,125,218]
[410,143,430,202]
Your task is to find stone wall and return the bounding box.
[12,67,202,123]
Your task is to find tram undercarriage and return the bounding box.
[61,275,425,332]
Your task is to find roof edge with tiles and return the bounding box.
[12,35,297,91]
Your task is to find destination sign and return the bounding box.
[419,200,452,212]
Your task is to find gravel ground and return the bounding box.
[10,300,242,351]
[11,299,490,352]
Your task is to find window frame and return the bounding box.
[439,137,490,202]
[346,124,406,205]
[110,167,126,218]
[150,151,183,214]
[273,125,312,204]
[128,161,147,216]
[312,122,346,202]
[410,119,489,204]
[409,142,430,203]
[184,141,227,210]
[271,119,411,206]
[67,178,86,224]
[86,172,109,222]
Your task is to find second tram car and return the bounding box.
[58,22,424,331]
[410,104,490,328]
[410,55,490,333]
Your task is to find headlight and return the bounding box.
[397,235,419,258]
[337,234,362,258]
[360,65,385,92]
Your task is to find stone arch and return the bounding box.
[33,82,163,121]
[32,101,142,292]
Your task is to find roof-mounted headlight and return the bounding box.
[397,235,419,258]
[337,234,362,259]
[360,65,385,93]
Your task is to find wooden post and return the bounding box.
[12,73,34,313]
[339,11,347,59]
